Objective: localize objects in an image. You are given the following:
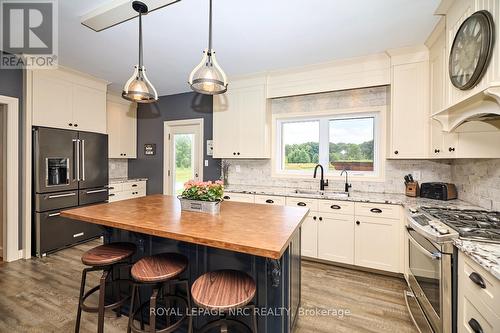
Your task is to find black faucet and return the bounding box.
[313,164,329,191]
[340,169,352,193]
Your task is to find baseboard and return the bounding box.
[302,257,404,279]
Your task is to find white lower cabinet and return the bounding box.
[109,180,147,202]
[354,216,400,272]
[222,193,255,203]
[254,194,285,206]
[301,214,318,258]
[318,212,354,264]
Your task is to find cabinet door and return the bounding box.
[237,85,269,158]
[106,99,122,158]
[318,213,354,264]
[73,85,107,134]
[213,93,239,158]
[390,61,429,158]
[32,71,73,129]
[120,103,137,158]
[354,216,400,272]
[301,214,318,258]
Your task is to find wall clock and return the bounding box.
[449,10,495,90]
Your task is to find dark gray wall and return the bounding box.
[0,52,24,248]
[128,92,221,195]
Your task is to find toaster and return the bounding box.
[420,182,457,201]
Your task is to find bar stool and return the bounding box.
[75,242,136,333]
[128,253,192,333]
[191,270,258,333]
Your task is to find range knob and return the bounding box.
[437,227,450,235]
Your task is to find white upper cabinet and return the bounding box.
[213,75,271,159]
[106,94,137,159]
[387,47,430,159]
[30,67,108,134]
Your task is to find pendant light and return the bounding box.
[188,0,228,95]
[122,1,158,103]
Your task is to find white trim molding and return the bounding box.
[163,118,205,195]
[0,95,20,262]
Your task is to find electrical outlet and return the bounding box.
[412,171,422,181]
[235,165,241,173]
[204,160,208,167]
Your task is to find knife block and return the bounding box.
[405,182,420,197]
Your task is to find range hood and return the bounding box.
[432,86,500,132]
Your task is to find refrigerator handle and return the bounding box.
[76,139,80,181]
[81,139,86,181]
[72,139,78,181]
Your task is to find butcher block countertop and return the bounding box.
[61,194,309,259]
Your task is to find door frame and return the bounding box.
[0,95,19,262]
[163,118,204,195]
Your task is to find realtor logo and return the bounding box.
[1,0,58,68]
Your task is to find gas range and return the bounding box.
[420,207,500,243]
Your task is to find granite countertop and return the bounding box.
[454,239,500,280]
[224,185,481,209]
[109,177,148,184]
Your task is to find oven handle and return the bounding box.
[408,232,442,260]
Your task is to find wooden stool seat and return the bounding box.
[81,242,136,266]
[191,270,256,311]
[131,253,188,283]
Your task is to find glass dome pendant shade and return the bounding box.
[188,0,228,95]
[122,1,158,103]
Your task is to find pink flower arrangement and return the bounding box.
[181,180,224,202]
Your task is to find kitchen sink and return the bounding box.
[292,189,349,198]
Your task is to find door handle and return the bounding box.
[86,189,108,194]
[469,272,486,289]
[81,139,85,181]
[47,192,76,199]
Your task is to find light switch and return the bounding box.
[235,165,241,173]
[204,160,208,167]
[206,140,213,156]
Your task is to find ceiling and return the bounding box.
[59,0,441,96]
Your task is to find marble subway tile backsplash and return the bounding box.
[109,158,128,179]
[224,159,453,195]
[451,159,500,210]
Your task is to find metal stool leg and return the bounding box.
[97,270,109,333]
[181,280,193,333]
[75,268,89,333]
[137,287,145,330]
[149,288,159,333]
[127,284,137,333]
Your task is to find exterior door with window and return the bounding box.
[166,124,202,195]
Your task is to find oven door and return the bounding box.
[407,227,442,333]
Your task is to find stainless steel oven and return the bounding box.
[405,209,457,333]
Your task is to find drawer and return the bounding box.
[459,253,499,313]
[318,199,354,215]
[222,192,255,203]
[122,181,146,192]
[254,194,286,206]
[35,191,79,212]
[458,292,499,333]
[109,188,146,202]
[354,202,401,219]
[286,197,318,211]
[108,183,124,193]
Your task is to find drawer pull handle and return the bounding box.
[223,196,230,200]
[48,192,76,199]
[73,232,84,238]
[330,205,341,209]
[48,212,60,217]
[265,199,274,204]
[86,189,108,194]
[109,194,115,197]
[108,187,115,190]
[468,318,483,333]
[132,184,138,187]
[469,272,486,289]
[370,208,382,213]
[297,202,307,206]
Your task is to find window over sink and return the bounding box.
[274,111,382,179]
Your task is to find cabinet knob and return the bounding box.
[318,217,323,221]
[394,150,399,155]
[237,152,240,155]
[123,153,126,156]
[356,221,360,225]
[74,124,78,127]
[68,123,73,126]
[313,216,317,220]
[449,147,455,152]
[233,152,236,155]
[434,149,440,153]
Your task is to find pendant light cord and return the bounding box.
[138,12,143,68]
[208,0,213,53]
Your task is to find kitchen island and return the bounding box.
[62,194,308,332]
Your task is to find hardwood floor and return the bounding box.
[0,240,417,332]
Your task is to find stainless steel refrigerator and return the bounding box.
[33,127,109,257]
